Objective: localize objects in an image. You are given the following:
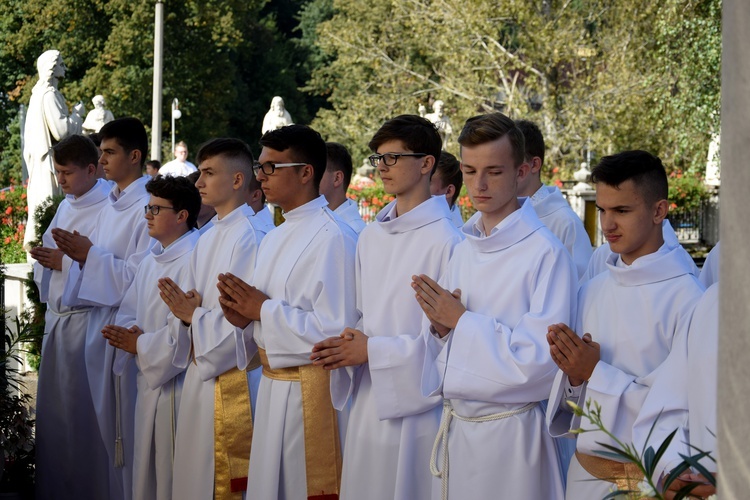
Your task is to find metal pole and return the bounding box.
[151,1,164,161]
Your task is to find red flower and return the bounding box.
[5,207,12,215]
[21,193,27,199]
[4,237,10,244]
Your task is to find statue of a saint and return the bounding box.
[261,96,294,134]
[424,100,453,146]
[23,50,84,251]
[82,95,115,134]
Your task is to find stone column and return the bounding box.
[717,1,750,497]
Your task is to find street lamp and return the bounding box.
[171,98,181,155]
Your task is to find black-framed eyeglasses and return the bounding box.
[145,204,176,216]
[368,153,427,168]
[252,161,307,176]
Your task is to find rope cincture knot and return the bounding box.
[430,399,539,500]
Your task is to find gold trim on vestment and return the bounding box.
[575,450,645,494]
[258,348,342,500]
[214,366,254,499]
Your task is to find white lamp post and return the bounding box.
[171,98,181,155]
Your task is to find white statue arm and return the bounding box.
[43,90,83,140]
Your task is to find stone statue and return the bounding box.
[705,132,721,187]
[424,100,453,146]
[261,96,293,134]
[23,49,84,251]
[418,103,426,118]
[82,95,114,134]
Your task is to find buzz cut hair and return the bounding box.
[325,142,354,191]
[591,150,669,205]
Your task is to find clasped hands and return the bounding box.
[547,323,600,386]
[51,228,93,264]
[102,324,143,354]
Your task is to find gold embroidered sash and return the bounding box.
[214,364,254,499]
[258,348,342,500]
[575,450,644,493]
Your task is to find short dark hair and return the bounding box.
[196,138,254,166]
[458,113,525,168]
[52,134,99,169]
[434,151,462,207]
[146,175,202,230]
[368,115,442,172]
[260,124,327,190]
[88,132,102,148]
[187,170,199,184]
[591,150,668,204]
[146,159,161,171]
[99,117,149,167]
[516,119,545,166]
[326,142,354,191]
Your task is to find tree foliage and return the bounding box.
[0,0,320,173]
[308,0,721,175]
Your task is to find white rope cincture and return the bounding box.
[170,378,176,466]
[429,400,539,500]
[114,374,124,468]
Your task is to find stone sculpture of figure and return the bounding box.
[424,100,453,146]
[261,96,294,134]
[418,103,426,118]
[82,95,115,134]
[23,49,84,251]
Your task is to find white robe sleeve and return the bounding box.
[43,90,81,142]
[112,278,139,376]
[436,252,576,404]
[365,239,457,420]
[261,233,356,368]
[136,324,187,391]
[190,239,259,381]
[72,221,153,307]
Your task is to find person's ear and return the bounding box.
[421,155,436,176]
[445,184,456,200]
[233,171,244,191]
[529,157,543,176]
[333,170,345,189]
[87,163,97,176]
[130,148,142,166]
[300,164,315,185]
[653,199,669,224]
[516,161,531,183]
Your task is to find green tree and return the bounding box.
[308,0,720,175]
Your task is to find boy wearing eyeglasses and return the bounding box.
[156,138,264,500]
[52,117,155,500]
[311,115,463,500]
[32,134,112,500]
[215,124,358,499]
[101,175,201,500]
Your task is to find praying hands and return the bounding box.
[51,228,93,264]
[102,324,143,354]
[411,274,464,338]
[158,277,201,325]
[547,323,600,386]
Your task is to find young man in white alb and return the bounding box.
[217,124,358,500]
[312,115,463,500]
[157,138,264,500]
[320,141,366,235]
[546,150,704,498]
[413,112,574,499]
[516,119,592,279]
[102,175,201,500]
[53,117,155,500]
[32,134,111,500]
